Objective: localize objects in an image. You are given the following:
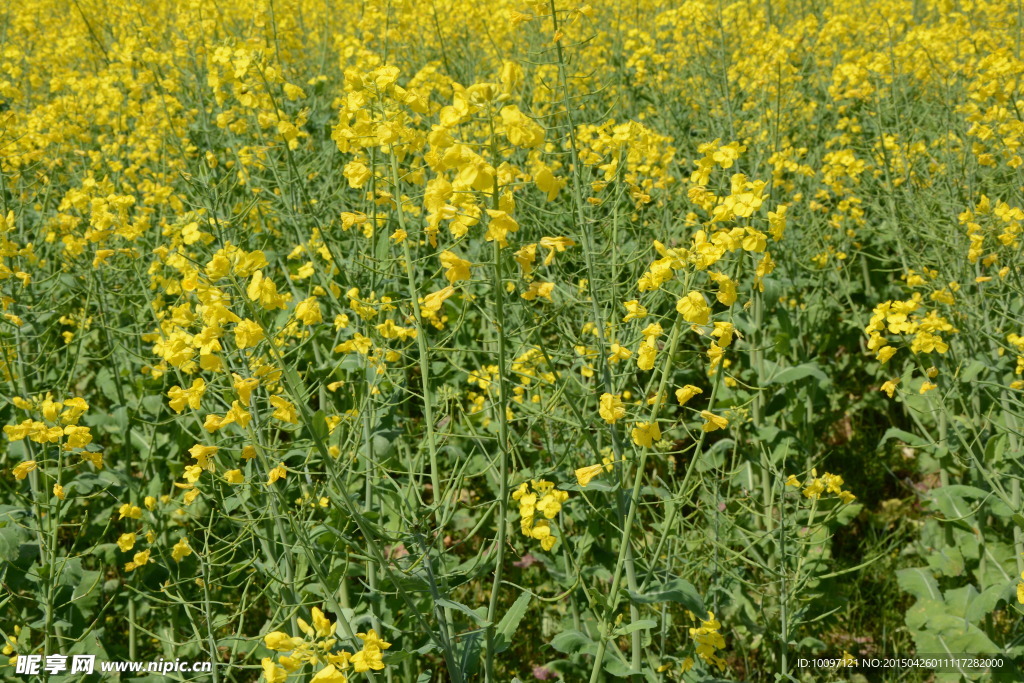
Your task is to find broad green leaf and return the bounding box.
[549,629,593,654]
[493,591,531,654]
[897,567,942,601]
[628,579,705,615]
[963,584,1007,625]
[770,363,830,387]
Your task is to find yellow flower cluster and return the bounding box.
[5,396,98,479]
[786,470,856,504]
[865,295,957,365]
[689,611,727,670]
[512,479,568,551]
[262,608,390,682]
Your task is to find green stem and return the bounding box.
[484,208,512,680]
[588,321,682,683]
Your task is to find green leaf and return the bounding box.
[897,567,942,601]
[549,629,593,654]
[835,502,863,525]
[611,619,657,637]
[459,630,483,677]
[879,428,929,449]
[797,637,827,653]
[905,598,945,632]
[770,363,830,387]
[628,579,704,615]
[930,487,978,533]
[435,598,490,627]
[493,591,531,654]
[926,546,964,577]
[603,658,636,677]
[984,434,1007,464]
[0,525,25,563]
[960,360,987,383]
[56,557,83,586]
[309,410,329,442]
[942,585,977,618]
[963,584,1006,625]
[925,614,1001,655]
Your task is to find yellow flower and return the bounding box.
[439,250,472,284]
[42,399,63,422]
[676,291,711,325]
[699,410,728,432]
[689,611,727,670]
[539,236,576,265]
[203,414,227,433]
[294,297,323,325]
[534,164,565,201]
[234,319,265,349]
[484,210,519,248]
[803,477,825,499]
[267,463,288,485]
[171,538,193,562]
[675,385,703,405]
[311,607,335,637]
[269,396,299,424]
[876,346,897,363]
[167,378,206,413]
[264,632,304,652]
[62,425,93,449]
[515,243,537,279]
[351,629,391,672]
[521,281,554,301]
[575,464,604,487]
[335,332,373,355]
[631,421,661,448]
[12,460,37,480]
[183,464,203,483]
[61,397,89,424]
[311,664,349,683]
[880,378,899,398]
[262,657,289,683]
[622,300,647,322]
[53,483,65,500]
[117,533,137,552]
[124,549,150,572]
[637,341,657,371]
[246,270,291,310]
[225,401,252,427]
[919,381,937,394]
[500,105,545,148]
[224,469,244,484]
[189,444,218,469]
[118,503,143,520]
[599,393,626,423]
[422,286,455,315]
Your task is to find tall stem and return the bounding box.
[588,321,682,683]
[484,205,512,679]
